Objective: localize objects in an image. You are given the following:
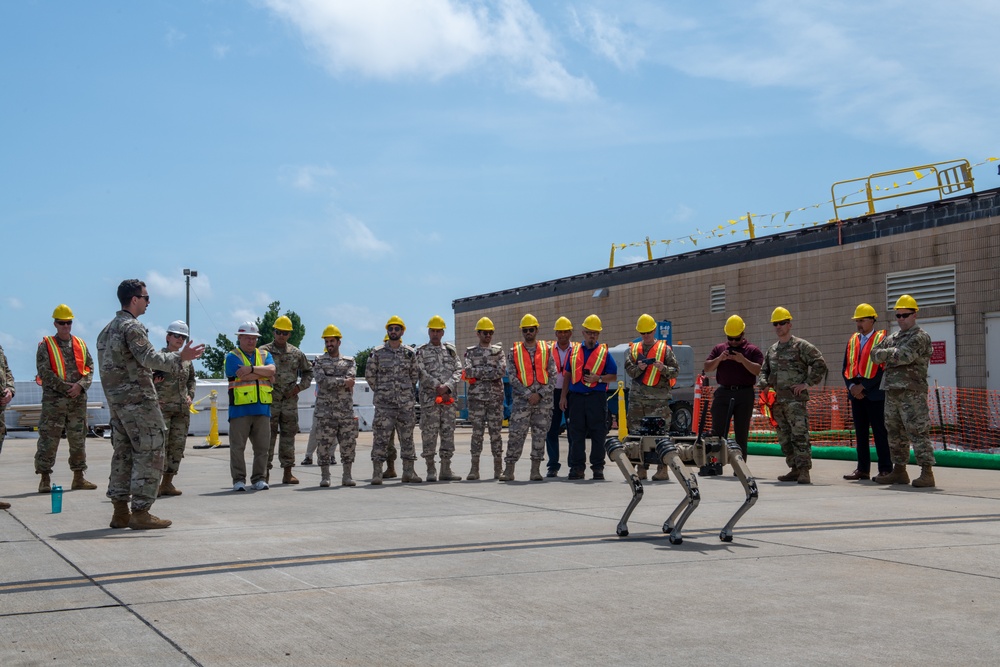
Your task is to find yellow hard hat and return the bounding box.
[386,315,406,330]
[52,304,74,320]
[322,324,342,339]
[724,315,745,337]
[553,316,572,331]
[635,314,656,334]
[274,315,293,331]
[475,317,495,332]
[894,294,919,311]
[852,303,878,320]
[520,314,539,328]
[384,334,389,342]
[427,315,447,330]
[582,314,603,332]
[771,307,793,323]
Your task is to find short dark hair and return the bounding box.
[117,279,146,308]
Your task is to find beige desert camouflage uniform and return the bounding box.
[623,341,679,432]
[503,342,557,463]
[758,336,828,471]
[156,346,196,476]
[259,340,313,470]
[366,343,419,462]
[313,352,358,465]
[34,336,95,475]
[416,341,463,462]
[97,311,183,511]
[464,343,506,458]
[871,325,935,466]
[0,345,13,451]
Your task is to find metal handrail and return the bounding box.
[831,159,974,221]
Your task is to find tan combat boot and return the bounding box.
[493,456,503,480]
[911,465,935,488]
[342,462,356,487]
[319,465,331,487]
[402,460,423,483]
[109,500,131,529]
[499,462,516,482]
[777,468,800,482]
[636,466,648,481]
[874,464,909,485]
[282,466,300,485]
[651,464,670,481]
[439,459,461,481]
[384,458,398,479]
[38,473,52,493]
[530,460,543,481]
[72,470,98,490]
[128,509,171,530]
[797,469,812,484]
[467,456,480,481]
[157,473,181,496]
[425,459,438,483]
[371,461,383,485]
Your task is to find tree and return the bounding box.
[199,333,235,379]
[257,301,305,347]
[354,346,375,377]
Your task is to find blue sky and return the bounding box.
[2,0,997,379]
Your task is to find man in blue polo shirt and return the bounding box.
[226,322,276,491]
[559,314,617,480]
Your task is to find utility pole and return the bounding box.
[183,268,198,327]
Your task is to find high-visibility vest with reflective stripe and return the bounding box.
[843,330,887,380]
[549,341,576,374]
[43,336,91,380]
[629,340,676,388]
[229,348,273,406]
[512,342,550,387]
[569,343,608,388]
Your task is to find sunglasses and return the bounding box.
[168,332,187,339]
[772,320,790,327]
[55,320,73,326]
[135,294,150,302]
[387,326,403,332]
[727,336,742,342]
[274,330,291,335]
[478,331,494,335]
[521,327,537,333]
[895,311,915,319]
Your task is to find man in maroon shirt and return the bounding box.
[703,315,764,471]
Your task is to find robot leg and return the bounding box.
[656,439,700,545]
[605,437,643,537]
[719,440,759,542]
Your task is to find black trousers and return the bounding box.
[567,392,607,472]
[710,386,755,460]
[849,395,891,475]
[545,391,567,472]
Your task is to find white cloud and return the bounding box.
[6,297,23,310]
[165,26,186,46]
[568,6,644,70]
[340,215,392,258]
[324,303,383,333]
[213,44,231,59]
[145,270,213,300]
[279,164,338,192]
[262,0,595,102]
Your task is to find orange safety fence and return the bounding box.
[699,385,1000,452]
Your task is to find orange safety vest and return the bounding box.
[40,336,91,381]
[569,343,608,388]
[843,330,887,380]
[549,341,576,374]
[512,342,550,387]
[629,340,676,388]
[228,348,273,406]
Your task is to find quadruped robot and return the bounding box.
[604,401,759,544]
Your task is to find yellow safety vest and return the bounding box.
[228,348,273,406]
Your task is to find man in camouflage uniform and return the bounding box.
[757,307,828,485]
[97,279,204,530]
[870,295,936,488]
[34,304,99,493]
[155,320,196,497]
[464,317,506,480]
[416,315,463,482]
[259,315,313,485]
[313,325,358,487]
[624,313,679,481]
[366,316,422,484]
[500,314,557,482]
[0,344,14,510]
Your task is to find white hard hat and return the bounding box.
[167,320,190,337]
[235,321,260,337]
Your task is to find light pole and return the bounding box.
[183,268,198,327]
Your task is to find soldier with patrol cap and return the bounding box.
[842,304,890,481]
[260,315,313,485]
[757,307,828,485]
[704,314,764,465]
[500,314,558,482]
[624,313,679,481]
[313,325,358,487]
[35,304,98,493]
[870,295,936,488]
[416,315,463,482]
[155,320,196,497]
[366,316,422,484]
[463,317,506,480]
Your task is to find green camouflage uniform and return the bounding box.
[313,353,358,465]
[758,336,828,471]
[156,346,196,475]
[503,342,558,463]
[0,345,14,453]
[871,325,934,466]
[624,341,679,432]
[464,343,506,458]
[97,311,183,512]
[34,336,95,475]
[416,341,463,462]
[259,340,313,470]
[366,343,419,462]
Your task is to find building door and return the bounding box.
[986,313,1000,429]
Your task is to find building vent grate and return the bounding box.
[886,265,956,309]
[710,285,726,313]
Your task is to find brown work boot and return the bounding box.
[402,460,423,483]
[797,469,812,484]
[282,467,299,485]
[636,466,648,480]
[128,509,171,530]
[530,460,543,481]
[439,459,461,481]
[38,473,52,493]
[911,465,936,488]
[0,499,11,510]
[109,500,131,529]
[371,461,383,485]
[425,459,438,483]
[499,462,516,482]
[72,470,98,490]
[342,462,356,487]
[777,468,800,482]
[384,458,398,479]
[157,473,182,497]
[874,464,909,485]
[493,456,503,480]
[467,456,480,481]
[651,464,671,481]
[319,465,331,487]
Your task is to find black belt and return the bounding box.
[718,385,754,391]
